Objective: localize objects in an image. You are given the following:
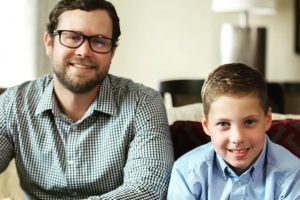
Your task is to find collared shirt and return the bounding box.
[0,74,174,200]
[167,136,300,200]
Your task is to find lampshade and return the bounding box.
[212,0,277,15]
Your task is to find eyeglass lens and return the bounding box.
[59,30,113,53]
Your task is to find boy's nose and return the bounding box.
[229,127,245,144]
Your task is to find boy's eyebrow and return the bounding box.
[243,114,260,119]
[214,115,260,121]
[214,118,231,122]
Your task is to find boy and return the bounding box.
[167,63,300,199]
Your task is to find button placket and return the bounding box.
[66,124,79,188]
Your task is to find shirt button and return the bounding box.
[71,191,78,196]
[68,160,75,165]
[71,126,77,131]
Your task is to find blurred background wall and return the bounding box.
[0,0,299,90]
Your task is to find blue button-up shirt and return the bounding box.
[0,74,174,199]
[167,136,300,200]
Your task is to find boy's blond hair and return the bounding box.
[201,63,269,117]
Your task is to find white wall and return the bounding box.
[110,0,216,89]
[1,0,299,89]
[0,0,37,87]
[110,0,300,89]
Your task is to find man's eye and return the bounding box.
[62,33,82,43]
[92,38,109,48]
[68,35,81,41]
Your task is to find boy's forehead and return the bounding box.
[209,93,261,108]
[208,94,264,115]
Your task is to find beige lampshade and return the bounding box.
[212,0,277,15]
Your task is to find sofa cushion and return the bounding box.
[170,119,300,160]
[267,119,300,158]
[170,121,210,160]
[166,103,202,125]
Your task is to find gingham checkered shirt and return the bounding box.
[0,74,174,200]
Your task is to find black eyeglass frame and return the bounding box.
[52,30,116,54]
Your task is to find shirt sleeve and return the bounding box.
[0,90,14,173]
[276,165,300,200]
[88,91,174,199]
[167,160,200,200]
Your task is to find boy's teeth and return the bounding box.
[74,64,88,68]
[230,148,249,153]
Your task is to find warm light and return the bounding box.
[212,0,277,15]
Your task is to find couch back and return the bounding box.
[170,120,300,160]
[167,103,300,160]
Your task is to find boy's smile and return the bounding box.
[202,94,272,175]
[227,146,251,159]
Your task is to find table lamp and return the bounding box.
[212,0,277,77]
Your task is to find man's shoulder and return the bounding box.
[108,74,159,97]
[4,75,53,97]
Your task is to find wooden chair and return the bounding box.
[159,79,204,107]
[267,83,285,113]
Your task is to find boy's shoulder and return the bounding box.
[174,142,215,171]
[266,139,300,171]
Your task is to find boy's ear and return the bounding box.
[201,113,211,136]
[265,107,272,131]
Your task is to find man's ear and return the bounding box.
[265,107,272,131]
[201,113,211,136]
[44,32,53,56]
[110,46,117,59]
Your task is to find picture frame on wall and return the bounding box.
[296,0,300,53]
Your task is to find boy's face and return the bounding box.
[202,94,272,175]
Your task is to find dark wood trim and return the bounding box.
[295,0,300,53]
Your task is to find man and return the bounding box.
[0,0,174,199]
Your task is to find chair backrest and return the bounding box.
[159,79,204,107]
[267,83,284,113]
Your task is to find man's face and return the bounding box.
[44,9,115,93]
[202,94,272,175]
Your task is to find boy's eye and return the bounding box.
[244,119,257,126]
[217,122,230,127]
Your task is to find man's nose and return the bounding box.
[75,39,93,57]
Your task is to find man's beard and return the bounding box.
[53,57,108,94]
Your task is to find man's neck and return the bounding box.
[54,82,100,121]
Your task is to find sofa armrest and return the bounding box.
[0,160,23,199]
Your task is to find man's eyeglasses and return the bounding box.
[52,30,115,54]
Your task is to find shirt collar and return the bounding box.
[92,75,117,116]
[250,135,267,180]
[216,135,267,181]
[35,80,55,116]
[35,75,118,117]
